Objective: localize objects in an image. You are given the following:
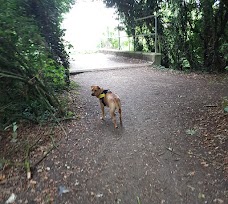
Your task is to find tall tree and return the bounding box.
[0,0,74,127]
[24,0,74,84]
[104,0,228,72]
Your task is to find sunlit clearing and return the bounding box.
[62,0,118,54]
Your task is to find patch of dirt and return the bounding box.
[192,106,228,176]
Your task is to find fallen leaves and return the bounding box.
[5,193,17,204]
[201,161,209,167]
[90,192,103,198]
[198,192,205,199]
[191,104,228,175]
[187,171,195,176]
[213,198,224,203]
[186,129,197,136]
[0,173,6,182]
[59,186,70,196]
[187,185,195,191]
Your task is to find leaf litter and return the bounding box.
[0,70,227,203]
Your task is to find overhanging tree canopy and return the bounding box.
[104,0,228,72]
[0,0,75,127]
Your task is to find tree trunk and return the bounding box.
[202,0,228,72]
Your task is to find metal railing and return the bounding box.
[135,14,158,53]
[100,14,160,53]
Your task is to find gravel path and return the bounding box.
[60,66,227,203]
[2,55,227,204]
[69,53,152,73]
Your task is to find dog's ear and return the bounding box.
[91,85,100,91]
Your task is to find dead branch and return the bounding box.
[204,105,218,107]
[32,143,59,170]
[165,147,182,156]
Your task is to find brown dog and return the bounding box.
[91,85,122,128]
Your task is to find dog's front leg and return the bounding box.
[99,101,105,120]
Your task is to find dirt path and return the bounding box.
[63,67,227,204]
[1,61,227,203]
[69,53,151,73]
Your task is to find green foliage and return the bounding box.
[4,122,18,142]
[222,97,228,113]
[0,0,75,128]
[105,31,120,49]
[104,0,228,72]
[12,122,18,142]
[24,0,75,84]
[224,107,228,113]
[221,43,228,62]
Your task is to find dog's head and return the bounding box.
[91,85,103,97]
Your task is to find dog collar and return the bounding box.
[98,93,105,99]
[98,90,111,99]
[98,90,111,106]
